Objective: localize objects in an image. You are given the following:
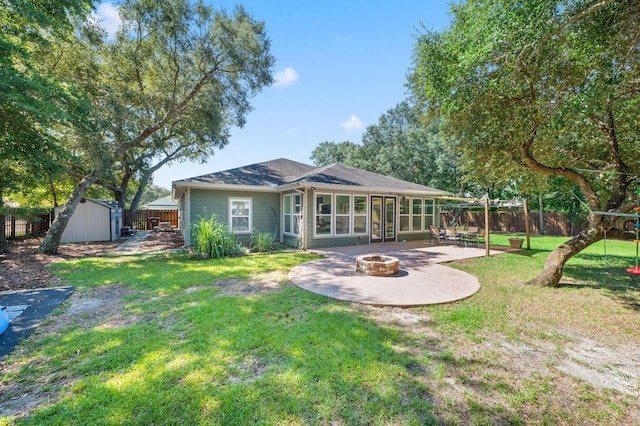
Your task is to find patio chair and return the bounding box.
[429,225,445,245]
[465,226,479,246]
[474,228,486,247]
[445,227,460,246]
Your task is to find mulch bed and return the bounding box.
[0,232,184,293]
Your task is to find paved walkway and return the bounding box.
[289,241,517,307]
[112,231,151,255]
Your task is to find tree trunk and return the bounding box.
[126,170,153,227]
[115,171,132,209]
[38,173,99,254]
[525,224,604,287]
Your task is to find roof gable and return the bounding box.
[178,158,316,187]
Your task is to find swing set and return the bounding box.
[593,190,640,276]
[627,206,640,275]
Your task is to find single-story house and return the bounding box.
[142,196,178,210]
[172,158,450,249]
[56,198,123,243]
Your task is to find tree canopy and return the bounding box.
[37,0,274,254]
[311,102,461,193]
[409,0,640,286]
[0,0,95,252]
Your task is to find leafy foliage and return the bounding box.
[190,213,246,259]
[38,0,275,253]
[250,228,277,253]
[311,102,462,193]
[409,0,640,286]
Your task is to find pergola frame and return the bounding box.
[435,196,531,257]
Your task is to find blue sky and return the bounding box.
[95,1,452,190]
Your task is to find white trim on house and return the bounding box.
[312,192,371,238]
[283,193,302,237]
[398,197,437,234]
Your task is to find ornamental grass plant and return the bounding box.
[190,213,246,259]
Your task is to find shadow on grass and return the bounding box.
[1,288,443,424]
[560,253,640,311]
[3,290,533,424]
[509,249,546,258]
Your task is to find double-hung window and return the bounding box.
[283,194,292,234]
[335,195,351,235]
[229,198,251,233]
[412,198,423,231]
[315,194,332,235]
[424,198,434,228]
[353,196,368,234]
[399,198,410,232]
[292,194,302,235]
[284,193,302,236]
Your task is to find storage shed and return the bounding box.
[56,198,123,243]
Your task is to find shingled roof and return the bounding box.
[291,163,445,193]
[174,158,448,195]
[178,158,315,187]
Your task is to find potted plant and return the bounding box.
[509,237,524,249]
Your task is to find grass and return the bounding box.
[1,236,639,425]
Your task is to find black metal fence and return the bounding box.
[3,213,51,239]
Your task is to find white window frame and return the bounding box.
[283,193,302,236]
[411,198,423,232]
[292,193,302,236]
[353,195,368,235]
[399,197,410,233]
[283,194,292,235]
[314,193,333,237]
[229,197,252,234]
[424,198,435,229]
[334,194,352,236]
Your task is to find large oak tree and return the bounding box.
[410,0,640,286]
[38,0,274,254]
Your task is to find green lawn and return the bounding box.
[1,238,639,425]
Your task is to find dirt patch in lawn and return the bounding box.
[359,304,640,424]
[185,271,291,296]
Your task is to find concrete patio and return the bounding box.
[288,241,518,307]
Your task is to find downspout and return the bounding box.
[293,187,306,250]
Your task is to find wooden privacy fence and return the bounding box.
[441,211,588,237]
[128,209,178,231]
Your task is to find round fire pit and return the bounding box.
[356,255,400,277]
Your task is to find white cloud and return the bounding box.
[94,3,121,38]
[274,67,298,87]
[335,35,353,41]
[340,114,364,132]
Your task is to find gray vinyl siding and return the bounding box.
[283,234,301,248]
[189,188,280,245]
